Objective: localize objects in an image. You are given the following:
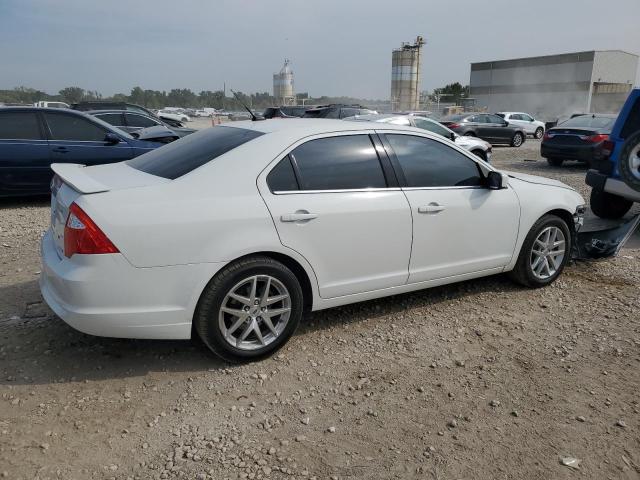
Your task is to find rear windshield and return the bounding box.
[127,126,264,179]
[559,115,616,129]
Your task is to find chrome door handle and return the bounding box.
[280,212,318,222]
[418,204,445,214]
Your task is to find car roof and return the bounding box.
[87,109,147,115]
[222,118,430,136]
[0,106,79,113]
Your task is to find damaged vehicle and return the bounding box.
[0,107,163,197]
[42,119,625,361]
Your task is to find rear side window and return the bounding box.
[386,134,482,188]
[45,113,107,141]
[0,112,42,140]
[267,156,299,192]
[128,126,264,179]
[96,113,124,126]
[291,135,386,190]
[126,113,157,128]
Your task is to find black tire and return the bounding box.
[534,127,544,139]
[471,149,487,162]
[618,131,640,193]
[589,188,633,219]
[511,132,524,147]
[508,214,571,288]
[464,131,476,137]
[194,256,303,362]
[547,157,564,167]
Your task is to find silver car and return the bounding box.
[345,114,492,162]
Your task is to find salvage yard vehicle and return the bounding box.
[263,106,309,119]
[541,113,616,167]
[303,104,377,119]
[73,101,187,129]
[89,110,196,138]
[0,107,162,197]
[158,109,190,123]
[40,119,590,362]
[440,113,526,147]
[345,113,493,162]
[586,89,640,219]
[496,112,546,139]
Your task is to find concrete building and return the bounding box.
[273,59,295,106]
[469,50,638,120]
[391,36,425,112]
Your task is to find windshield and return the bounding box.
[559,115,616,129]
[127,126,264,179]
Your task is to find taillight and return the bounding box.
[447,123,460,129]
[581,134,609,143]
[64,203,119,257]
[601,139,615,158]
[543,132,554,141]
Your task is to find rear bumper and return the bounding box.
[586,170,640,202]
[541,143,599,162]
[39,230,223,340]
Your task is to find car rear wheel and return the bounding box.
[618,131,640,193]
[511,132,524,147]
[508,214,571,288]
[194,256,303,362]
[589,188,633,219]
[547,158,564,167]
[534,127,544,139]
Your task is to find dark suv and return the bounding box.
[440,113,526,147]
[72,101,184,128]
[302,104,377,119]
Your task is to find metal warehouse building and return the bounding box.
[469,50,638,120]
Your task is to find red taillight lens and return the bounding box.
[64,203,119,257]
[447,123,460,129]
[582,134,609,143]
[601,139,615,158]
[543,132,554,141]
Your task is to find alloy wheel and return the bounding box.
[218,275,291,351]
[628,143,640,181]
[530,226,566,280]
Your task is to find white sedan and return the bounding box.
[497,112,546,139]
[157,110,190,123]
[40,119,585,361]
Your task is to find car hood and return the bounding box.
[501,170,573,190]
[455,136,489,149]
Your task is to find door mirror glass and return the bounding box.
[486,171,507,190]
[104,132,120,144]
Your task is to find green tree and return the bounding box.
[58,86,86,103]
[430,82,470,104]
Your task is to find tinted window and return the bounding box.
[292,135,386,190]
[495,113,505,119]
[45,113,107,141]
[128,126,263,179]
[0,112,42,139]
[267,156,298,192]
[521,114,534,121]
[96,113,124,126]
[126,113,158,128]
[487,114,505,124]
[413,118,451,137]
[470,115,486,123]
[559,115,616,129]
[386,134,482,188]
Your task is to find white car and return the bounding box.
[40,119,585,361]
[347,114,493,162]
[497,112,546,139]
[158,110,190,123]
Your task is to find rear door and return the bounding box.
[0,110,51,195]
[258,132,413,298]
[43,112,134,167]
[125,112,162,132]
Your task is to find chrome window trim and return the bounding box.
[402,185,485,191]
[272,187,402,195]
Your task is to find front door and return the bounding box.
[382,133,520,283]
[0,110,50,195]
[259,133,413,298]
[43,112,134,168]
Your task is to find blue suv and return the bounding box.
[0,107,163,197]
[586,88,640,218]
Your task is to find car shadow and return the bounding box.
[0,195,50,209]
[0,272,535,387]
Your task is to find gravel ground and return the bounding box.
[1,138,639,480]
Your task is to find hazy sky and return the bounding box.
[1,0,639,99]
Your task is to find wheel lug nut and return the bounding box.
[254,300,259,305]
[261,307,267,312]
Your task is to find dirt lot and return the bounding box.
[1,137,639,480]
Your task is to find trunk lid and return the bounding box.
[545,127,599,145]
[49,162,169,258]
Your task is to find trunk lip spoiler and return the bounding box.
[51,163,110,194]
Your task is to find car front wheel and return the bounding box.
[511,132,524,147]
[194,256,303,362]
[508,214,571,288]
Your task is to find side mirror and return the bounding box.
[450,132,456,141]
[502,121,509,127]
[104,132,120,145]
[486,171,508,190]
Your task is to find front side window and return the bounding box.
[128,126,263,179]
[126,113,158,128]
[487,114,505,124]
[96,113,124,126]
[0,112,42,140]
[521,114,534,122]
[291,135,386,190]
[45,113,107,141]
[386,134,482,188]
[470,115,486,123]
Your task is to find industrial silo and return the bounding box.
[391,36,425,112]
[273,59,295,106]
